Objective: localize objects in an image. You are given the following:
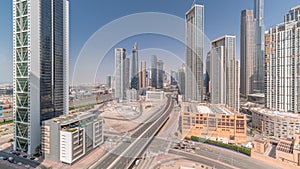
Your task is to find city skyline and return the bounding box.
[1,1,300,83]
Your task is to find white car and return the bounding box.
[0,156,3,160]
[17,162,22,166]
[24,164,31,168]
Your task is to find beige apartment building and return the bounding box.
[276,133,300,166]
[180,103,247,144]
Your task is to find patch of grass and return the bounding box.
[0,120,13,126]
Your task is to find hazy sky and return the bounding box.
[0,0,300,83]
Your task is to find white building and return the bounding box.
[265,5,300,113]
[13,0,69,154]
[42,112,104,164]
[114,48,126,102]
[146,91,164,101]
[210,35,240,112]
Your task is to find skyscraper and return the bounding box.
[253,0,265,94]
[211,35,240,112]
[106,76,112,88]
[265,6,300,113]
[13,0,69,154]
[124,57,130,92]
[114,48,126,102]
[131,43,139,91]
[157,60,164,89]
[185,4,204,102]
[240,10,255,98]
[151,55,158,88]
[171,70,178,86]
[205,52,211,95]
[178,65,186,95]
[140,61,147,89]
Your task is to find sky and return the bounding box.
[0,0,300,83]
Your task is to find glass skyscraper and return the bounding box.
[253,0,265,94]
[185,4,204,102]
[131,43,139,91]
[13,0,69,154]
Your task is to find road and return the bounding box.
[90,95,173,169]
[169,142,281,169]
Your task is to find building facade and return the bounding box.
[211,35,240,112]
[42,112,103,164]
[157,60,164,89]
[185,4,204,102]
[253,0,265,94]
[13,0,69,154]
[140,61,147,89]
[106,76,112,89]
[114,48,126,102]
[251,107,300,139]
[265,6,300,113]
[131,43,139,91]
[240,10,255,98]
[151,55,158,88]
[180,104,247,144]
[178,65,185,95]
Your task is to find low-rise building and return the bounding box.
[146,91,164,101]
[276,133,300,166]
[251,107,300,139]
[42,112,104,164]
[252,139,268,154]
[180,103,247,144]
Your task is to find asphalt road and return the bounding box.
[170,142,281,169]
[0,151,46,169]
[90,95,173,169]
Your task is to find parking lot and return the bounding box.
[0,151,46,169]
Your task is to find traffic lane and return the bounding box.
[194,143,279,169]
[169,149,233,169]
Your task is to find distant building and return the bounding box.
[124,57,130,93]
[211,35,240,112]
[151,55,158,88]
[127,89,138,102]
[276,133,300,166]
[265,6,300,113]
[253,0,265,94]
[240,10,254,98]
[131,43,139,91]
[42,112,103,164]
[140,61,147,89]
[157,60,164,89]
[205,52,211,95]
[106,76,112,88]
[171,70,178,86]
[114,48,126,102]
[13,0,70,154]
[178,66,185,95]
[185,4,204,102]
[180,103,247,144]
[146,91,164,102]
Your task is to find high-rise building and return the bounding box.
[205,52,211,95]
[265,6,300,113]
[106,76,112,88]
[157,60,164,89]
[140,61,147,89]
[171,70,178,86]
[131,43,139,91]
[185,4,204,102]
[253,0,265,94]
[124,57,130,92]
[240,10,255,98]
[151,55,158,88]
[178,65,185,95]
[114,48,126,102]
[211,35,240,112]
[13,0,69,154]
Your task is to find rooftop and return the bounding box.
[50,112,99,125]
[251,107,300,119]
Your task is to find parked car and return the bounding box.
[17,162,22,166]
[24,164,31,169]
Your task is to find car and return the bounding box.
[17,162,22,166]
[3,157,8,160]
[34,158,39,161]
[30,157,35,160]
[8,157,14,163]
[13,160,17,164]
[24,164,30,168]
[0,156,3,160]
[22,155,27,158]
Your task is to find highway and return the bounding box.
[90,95,174,169]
